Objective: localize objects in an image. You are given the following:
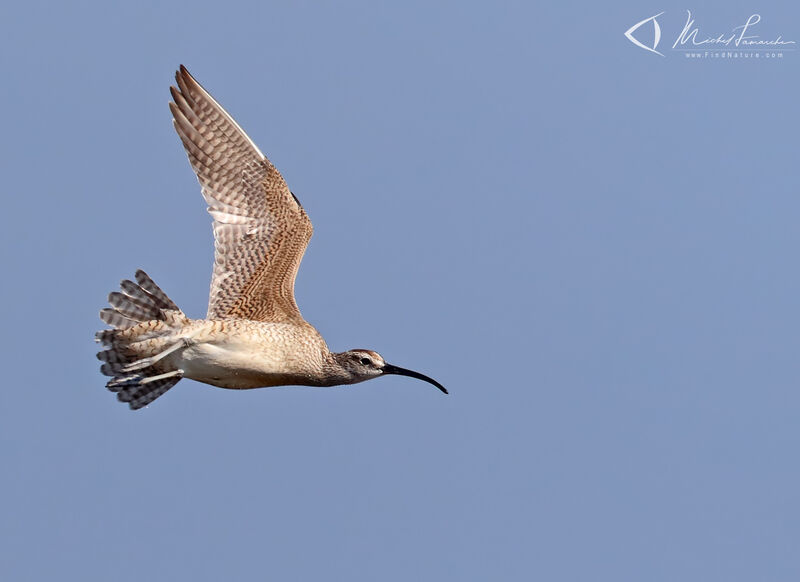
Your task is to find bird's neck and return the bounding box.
[314,352,355,387]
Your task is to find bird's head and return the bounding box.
[333,349,447,394]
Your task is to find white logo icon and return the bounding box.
[625,12,665,56]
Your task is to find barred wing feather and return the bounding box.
[169,65,312,323]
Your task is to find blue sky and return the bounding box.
[2,1,800,580]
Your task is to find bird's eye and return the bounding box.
[360,358,371,366]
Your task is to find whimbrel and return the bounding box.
[96,65,446,410]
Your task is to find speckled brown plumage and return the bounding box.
[95,66,446,410]
[170,66,312,323]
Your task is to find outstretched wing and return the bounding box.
[169,65,313,323]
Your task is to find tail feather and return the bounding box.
[99,308,138,329]
[100,361,123,377]
[97,270,187,410]
[135,269,179,311]
[95,329,117,346]
[119,279,174,312]
[98,350,129,376]
[110,374,183,410]
[108,291,162,322]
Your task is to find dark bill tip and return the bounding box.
[382,363,448,395]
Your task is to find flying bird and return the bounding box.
[96,65,446,409]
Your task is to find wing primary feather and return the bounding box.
[175,65,266,160]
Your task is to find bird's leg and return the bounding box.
[138,369,184,384]
[107,369,184,389]
[121,338,190,372]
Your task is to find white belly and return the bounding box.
[173,322,327,389]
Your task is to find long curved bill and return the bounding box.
[382,363,448,394]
